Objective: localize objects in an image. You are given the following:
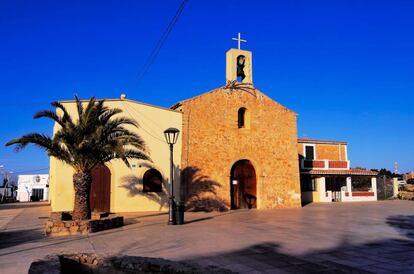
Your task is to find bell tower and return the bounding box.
[226,33,253,84]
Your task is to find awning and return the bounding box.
[301,168,378,176]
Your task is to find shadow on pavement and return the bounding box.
[122,212,168,225]
[0,229,46,250]
[185,239,414,273]
[0,202,49,210]
[184,216,215,224]
[180,214,414,273]
[386,215,414,239]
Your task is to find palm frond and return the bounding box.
[33,110,65,127]
[99,108,123,125]
[51,101,74,126]
[7,95,152,172]
[75,95,86,122]
[6,133,52,152]
[124,149,151,161]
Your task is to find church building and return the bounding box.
[171,45,302,210]
[48,35,377,214]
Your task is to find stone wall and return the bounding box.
[29,254,234,274]
[175,87,301,209]
[45,213,123,236]
[397,184,414,200]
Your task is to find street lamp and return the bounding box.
[164,127,180,225]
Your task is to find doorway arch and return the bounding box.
[90,165,111,212]
[230,160,257,209]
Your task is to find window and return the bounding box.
[352,177,372,191]
[238,107,250,128]
[143,169,163,192]
[304,145,315,160]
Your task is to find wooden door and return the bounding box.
[231,160,257,209]
[90,165,111,212]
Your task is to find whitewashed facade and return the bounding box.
[17,174,49,202]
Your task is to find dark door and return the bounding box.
[90,165,111,212]
[326,177,346,202]
[31,188,44,201]
[231,160,257,209]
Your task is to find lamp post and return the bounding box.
[163,127,180,225]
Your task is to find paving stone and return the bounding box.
[3,201,414,273]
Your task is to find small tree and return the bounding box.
[6,96,150,220]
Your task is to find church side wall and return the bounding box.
[179,88,301,209]
[49,100,182,213]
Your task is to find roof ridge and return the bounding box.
[170,86,296,114]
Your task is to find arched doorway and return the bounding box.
[90,165,111,212]
[230,160,257,209]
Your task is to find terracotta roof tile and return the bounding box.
[301,168,378,176]
[298,138,347,145]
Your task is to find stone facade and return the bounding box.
[173,87,301,209]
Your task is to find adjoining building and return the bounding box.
[17,174,49,202]
[298,138,378,204]
[48,99,182,213]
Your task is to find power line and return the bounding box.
[136,0,189,83]
[12,168,49,174]
[123,101,166,132]
[121,102,167,143]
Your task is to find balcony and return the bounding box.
[300,159,350,170]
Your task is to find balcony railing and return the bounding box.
[301,159,349,170]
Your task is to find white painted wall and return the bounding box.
[308,176,378,203]
[393,177,399,197]
[341,177,377,202]
[318,177,332,202]
[17,174,49,202]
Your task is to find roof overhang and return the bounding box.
[301,169,378,176]
[298,138,347,145]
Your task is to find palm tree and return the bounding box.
[6,96,150,220]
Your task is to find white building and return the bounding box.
[17,174,49,202]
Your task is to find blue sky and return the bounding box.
[0,0,413,179]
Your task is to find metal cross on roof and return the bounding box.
[232,32,247,50]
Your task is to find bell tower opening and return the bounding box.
[236,55,246,82]
[226,33,253,84]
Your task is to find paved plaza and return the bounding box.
[1,201,414,273]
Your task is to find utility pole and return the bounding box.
[1,174,8,202]
[0,166,13,203]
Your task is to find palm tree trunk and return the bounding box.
[72,171,92,220]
